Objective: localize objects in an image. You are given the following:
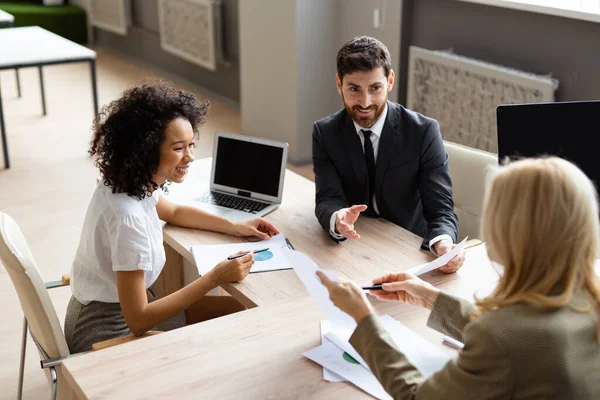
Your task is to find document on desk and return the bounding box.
[303,341,392,400]
[407,236,469,276]
[306,316,451,399]
[321,321,346,382]
[319,315,451,376]
[191,233,293,275]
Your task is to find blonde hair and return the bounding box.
[477,157,600,338]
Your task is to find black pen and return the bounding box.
[361,284,383,290]
[227,248,269,260]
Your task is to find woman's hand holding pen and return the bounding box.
[231,218,280,240]
[207,251,255,286]
[369,273,440,310]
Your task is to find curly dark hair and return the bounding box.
[89,79,209,200]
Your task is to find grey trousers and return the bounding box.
[64,296,186,354]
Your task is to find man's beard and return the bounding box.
[343,94,387,128]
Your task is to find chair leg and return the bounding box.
[17,317,28,400]
[50,367,57,400]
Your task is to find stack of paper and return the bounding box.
[283,247,464,399]
[190,233,293,275]
[304,315,452,400]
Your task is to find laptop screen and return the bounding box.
[213,136,284,197]
[497,101,600,190]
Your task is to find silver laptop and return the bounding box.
[193,132,289,221]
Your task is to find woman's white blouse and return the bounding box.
[71,182,166,305]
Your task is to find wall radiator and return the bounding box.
[407,46,559,153]
[89,0,131,36]
[158,0,224,72]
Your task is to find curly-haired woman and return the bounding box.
[64,80,279,353]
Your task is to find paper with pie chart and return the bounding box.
[191,233,293,275]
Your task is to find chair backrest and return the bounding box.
[444,141,497,241]
[0,212,70,361]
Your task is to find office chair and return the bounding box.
[0,212,159,400]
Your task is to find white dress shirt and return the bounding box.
[70,182,166,305]
[329,105,452,253]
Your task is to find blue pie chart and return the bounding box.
[254,250,274,262]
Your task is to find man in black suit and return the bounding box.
[313,36,464,272]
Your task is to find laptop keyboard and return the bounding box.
[194,191,270,213]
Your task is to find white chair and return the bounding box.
[444,141,497,241]
[0,212,160,400]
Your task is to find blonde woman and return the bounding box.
[318,157,600,399]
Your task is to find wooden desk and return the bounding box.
[61,157,499,398]
[153,158,458,308]
[61,243,497,399]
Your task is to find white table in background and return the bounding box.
[0,26,98,169]
[0,9,14,27]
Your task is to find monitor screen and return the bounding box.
[497,101,600,190]
[213,136,284,197]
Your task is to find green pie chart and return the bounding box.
[343,352,360,364]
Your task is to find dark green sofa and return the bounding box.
[0,1,87,43]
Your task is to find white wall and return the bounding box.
[296,0,340,162]
[338,0,403,102]
[239,0,298,157]
[239,0,403,163]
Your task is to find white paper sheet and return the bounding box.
[321,315,451,379]
[595,259,600,278]
[322,322,370,370]
[303,342,393,400]
[306,316,451,399]
[378,315,451,379]
[407,237,469,276]
[321,321,347,382]
[190,233,292,275]
[285,248,357,329]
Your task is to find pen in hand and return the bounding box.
[361,284,383,290]
[227,248,269,260]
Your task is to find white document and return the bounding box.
[321,321,346,382]
[321,316,450,378]
[303,342,393,400]
[306,316,451,399]
[323,322,370,370]
[407,237,469,276]
[284,248,357,329]
[378,315,451,379]
[190,233,292,275]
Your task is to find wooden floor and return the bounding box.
[0,47,313,399]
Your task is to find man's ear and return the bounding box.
[336,73,343,96]
[387,69,395,92]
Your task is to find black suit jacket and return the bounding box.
[312,101,458,249]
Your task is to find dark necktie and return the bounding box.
[361,129,376,205]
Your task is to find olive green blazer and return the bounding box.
[349,291,600,399]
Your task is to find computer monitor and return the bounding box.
[496,100,600,190]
